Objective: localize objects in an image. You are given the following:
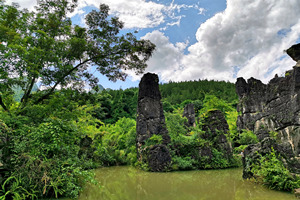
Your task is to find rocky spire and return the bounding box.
[136,73,171,172]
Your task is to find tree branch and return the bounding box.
[35,58,93,104]
[0,94,8,112]
[20,76,36,106]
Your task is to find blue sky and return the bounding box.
[6,0,300,90]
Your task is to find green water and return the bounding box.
[78,166,296,200]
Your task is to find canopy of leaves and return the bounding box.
[0,0,155,111]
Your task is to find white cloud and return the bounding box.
[78,0,165,29]
[5,0,203,29]
[127,0,300,84]
[5,0,36,10]
[75,0,203,29]
[125,30,186,81]
[142,0,300,83]
[185,0,300,83]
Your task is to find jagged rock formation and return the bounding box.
[136,73,171,172]
[182,103,196,127]
[236,45,300,177]
[201,110,233,160]
[236,69,300,159]
[286,43,300,66]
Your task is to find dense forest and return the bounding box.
[95,79,238,124]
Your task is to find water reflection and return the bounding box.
[78,166,296,200]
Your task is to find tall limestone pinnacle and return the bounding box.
[136,73,171,172]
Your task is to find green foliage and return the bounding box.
[226,110,239,143]
[94,117,137,166]
[251,149,300,191]
[162,100,175,112]
[199,95,235,116]
[0,176,37,200]
[165,111,188,138]
[172,156,196,170]
[160,79,237,105]
[210,148,230,168]
[0,1,155,111]
[104,88,138,124]
[233,145,248,154]
[239,129,258,145]
[145,134,163,147]
[94,79,237,124]
[1,116,95,199]
[269,131,279,140]
[165,111,239,170]
[0,97,100,199]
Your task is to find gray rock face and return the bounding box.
[136,73,171,172]
[183,103,196,127]
[201,110,233,159]
[148,144,171,172]
[236,56,300,177]
[286,43,300,62]
[236,67,300,158]
[242,137,299,179]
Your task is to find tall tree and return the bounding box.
[0,0,155,111]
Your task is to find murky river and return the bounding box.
[78,166,296,200]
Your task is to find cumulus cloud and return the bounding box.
[183,0,300,83]
[5,0,203,29]
[125,30,186,81]
[138,0,300,83]
[74,0,165,29]
[74,0,204,29]
[5,0,36,10]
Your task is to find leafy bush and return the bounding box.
[0,116,95,199]
[251,149,300,191]
[165,110,239,170]
[172,156,196,170]
[233,145,248,154]
[0,175,38,200]
[225,110,239,144]
[145,134,163,147]
[165,111,188,138]
[239,129,258,145]
[210,148,230,168]
[94,117,137,166]
[199,95,234,116]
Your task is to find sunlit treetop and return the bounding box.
[0,0,155,111]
